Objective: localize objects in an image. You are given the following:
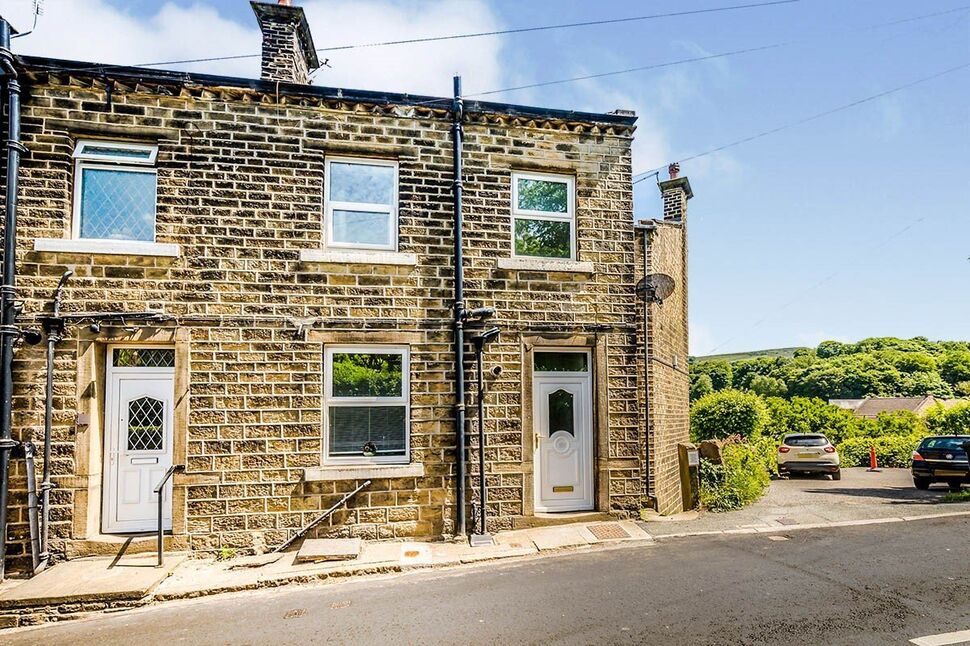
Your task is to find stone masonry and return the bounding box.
[0,4,690,574]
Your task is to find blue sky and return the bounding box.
[6,0,969,354]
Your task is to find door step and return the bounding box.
[64,533,187,560]
[513,511,614,530]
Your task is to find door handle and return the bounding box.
[534,433,540,451]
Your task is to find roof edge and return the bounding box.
[18,55,638,128]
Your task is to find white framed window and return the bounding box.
[72,139,158,243]
[324,157,399,251]
[511,171,575,260]
[324,345,410,464]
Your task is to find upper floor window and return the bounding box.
[73,140,158,242]
[325,157,398,251]
[324,345,410,464]
[511,171,575,260]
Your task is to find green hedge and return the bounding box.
[699,441,770,512]
[836,434,922,468]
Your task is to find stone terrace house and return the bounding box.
[0,2,691,574]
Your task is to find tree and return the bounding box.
[816,340,849,358]
[941,351,970,385]
[926,402,970,436]
[690,390,769,442]
[748,375,787,398]
[690,374,714,401]
[692,360,732,391]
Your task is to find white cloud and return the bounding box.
[9,0,505,97]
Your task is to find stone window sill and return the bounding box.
[496,257,594,273]
[299,249,417,266]
[34,238,180,257]
[304,463,425,481]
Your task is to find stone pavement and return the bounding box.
[0,520,649,628]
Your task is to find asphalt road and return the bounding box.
[9,516,970,646]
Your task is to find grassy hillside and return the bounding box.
[692,347,807,363]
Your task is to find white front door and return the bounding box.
[533,351,593,512]
[103,350,175,533]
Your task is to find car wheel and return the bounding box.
[913,477,931,490]
[948,481,963,493]
[831,469,841,481]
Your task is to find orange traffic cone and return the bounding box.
[866,446,881,472]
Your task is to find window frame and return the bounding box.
[324,156,399,252]
[323,344,411,466]
[72,139,159,243]
[510,170,576,261]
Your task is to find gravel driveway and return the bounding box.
[640,467,970,537]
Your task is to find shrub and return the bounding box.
[926,402,970,436]
[762,396,858,445]
[748,435,780,478]
[837,434,922,468]
[698,441,770,512]
[690,390,769,442]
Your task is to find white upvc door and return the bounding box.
[533,364,594,512]
[102,366,175,534]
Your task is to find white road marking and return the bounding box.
[910,628,970,645]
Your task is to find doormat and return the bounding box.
[588,523,630,541]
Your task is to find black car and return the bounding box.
[911,436,970,491]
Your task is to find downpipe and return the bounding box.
[451,75,467,538]
[39,271,72,570]
[24,441,41,572]
[0,18,23,582]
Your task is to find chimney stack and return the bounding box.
[251,1,319,85]
[658,166,692,222]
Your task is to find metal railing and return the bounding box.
[154,464,184,567]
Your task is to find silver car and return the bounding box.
[777,433,841,480]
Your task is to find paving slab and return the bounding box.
[0,553,185,608]
[295,538,361,563]
[527,525,591,551]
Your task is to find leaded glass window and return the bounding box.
[512,172,575,260]
[113,348,175,368]
[325,158,398,250]
[73,140,158,242]
[325,347,409,462]
[127,396,165,451]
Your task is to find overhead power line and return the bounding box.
[316,0,800,52]
[27,0,800,73]
[633,61,970,183]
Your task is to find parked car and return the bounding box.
[911,436,970,491]
[777,433,841,480]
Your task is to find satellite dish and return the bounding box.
[635,273,676,303]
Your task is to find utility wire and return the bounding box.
[700,216,929,357]
[633,61,970,183]
[316,0,799,52]
[24,0,799,73]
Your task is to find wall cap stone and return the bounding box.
[33,238,181,257]
[496,257,595,274]
[299,249,418,266]
[304,463,425,481]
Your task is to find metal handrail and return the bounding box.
[154,464,184,567]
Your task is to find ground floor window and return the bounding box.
[324,345,409,464]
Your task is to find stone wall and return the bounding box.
[0,64,659,572]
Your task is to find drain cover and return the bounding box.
[588,523,630,541]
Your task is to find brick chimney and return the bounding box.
[251,1,320,85]
[658,163,693,222]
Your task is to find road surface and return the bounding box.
[8,515,970,645]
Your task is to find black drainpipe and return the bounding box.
[451,75,467,538]
[0,18,23,581]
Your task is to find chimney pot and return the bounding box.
[668,162,680,180]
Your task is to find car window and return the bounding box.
[919,438,969,451]
[784,436,829,447]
